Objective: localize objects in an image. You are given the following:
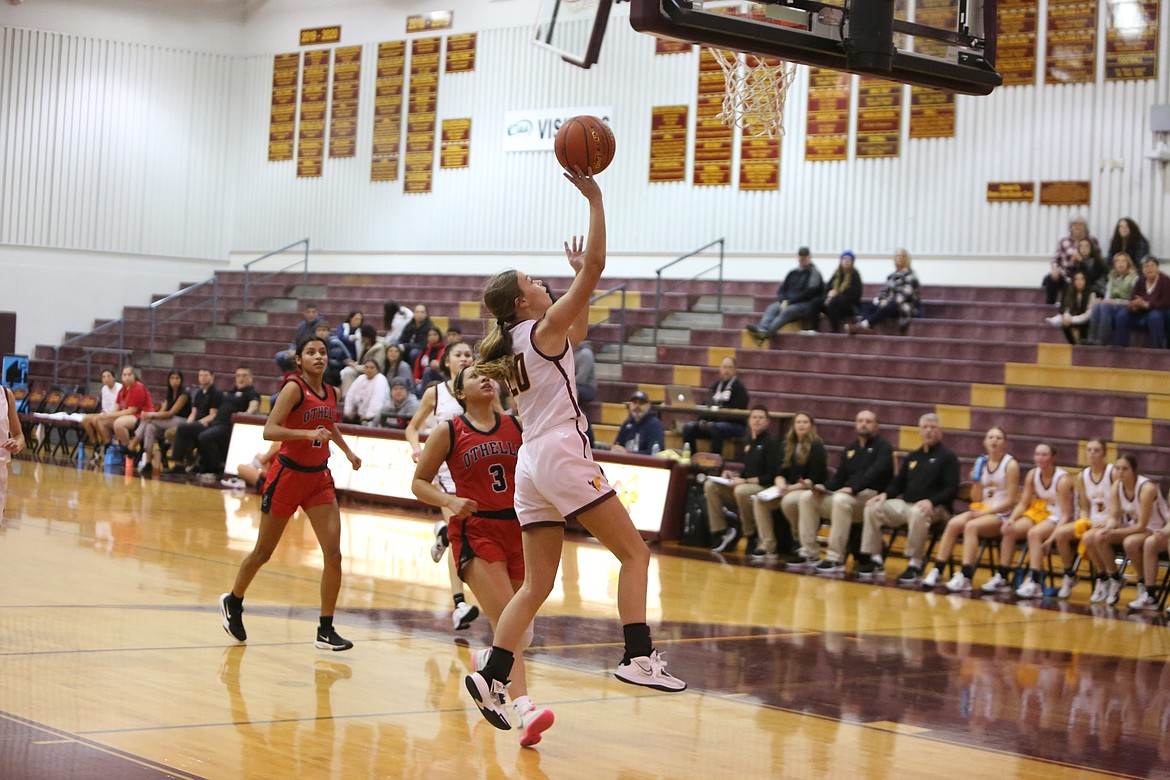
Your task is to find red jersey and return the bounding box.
[278,375,338,468]
[116,381,155,418]
[445,413,523,516]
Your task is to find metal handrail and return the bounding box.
[80,347,134,389]
[53,319,125,385]
[653,238,725,345]
[590,283,628,365]
[149,277,220,357]
[242,237,310,311]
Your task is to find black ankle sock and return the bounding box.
[1064,568,1076,577]
[319,615,333,630]
[622,623,653,662]
[998,566,1011,578]
[228,592,243,607]
[961,564,975,579]
[453,593,465,607]
[1112,571,1123,581]
[933,560,946,572]
[482,646,515,683]
[1032,569,1045,583]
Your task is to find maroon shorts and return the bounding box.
[262,461,336,519]
[450,513,524,583]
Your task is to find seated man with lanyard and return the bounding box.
[681,357,749,456]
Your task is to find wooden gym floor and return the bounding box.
[2,461,1169,779]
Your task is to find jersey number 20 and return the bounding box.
[509,353,531,396]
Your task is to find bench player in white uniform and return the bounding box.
[1044,438,1113,599]
[464,169,685,732]
[921,426,1019,591]
[1080,454,1168,606]
[406,341,482,630]
[0,385,26,522]
[1129,481,1170,612]
[979,442,1072,598]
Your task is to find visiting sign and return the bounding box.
[503,106,613,152]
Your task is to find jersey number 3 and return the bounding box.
[488,463,508,493]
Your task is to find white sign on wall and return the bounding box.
[502,106,614,152]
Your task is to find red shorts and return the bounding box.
[262,461,336,519]
[450,514,524,583]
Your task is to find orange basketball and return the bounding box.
[553,115,615,175]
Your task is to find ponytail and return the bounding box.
[475,270,522,385]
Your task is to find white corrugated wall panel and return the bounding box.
[0,26,235,259]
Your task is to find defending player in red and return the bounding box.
[219,335,362,651]
[412,365,554,747]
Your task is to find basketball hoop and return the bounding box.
[708,48,796,139]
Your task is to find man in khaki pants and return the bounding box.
[855,413,960,583]
[705,407,779,553]
[799,410,895,574]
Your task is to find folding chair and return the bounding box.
[47,393,86,459]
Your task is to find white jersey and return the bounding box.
[1032,467,1070,523]
[1117,475,1168,531]
[509,319,586,441]
[100,382,122,413]
[1078,464,1113,525]
[977,453,1015,511]
[422,380,461,434]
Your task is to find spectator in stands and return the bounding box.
[752,411,827,562]
[822,251,863,333]
[130,370,192,475]
[1116,255,1170,349]
[275,302,323,370]
[1071,238,1108,291]
[681,356,750,455]
[195,367,261,479]
[412,327,447,389]
[1128,491,1170,611]
[574,340,596,403]
[1044,217,1100,305]
[803,410,895,574]
[445,327,463,345]
[339,324,387,398]
[398,304,435,365]
[848,249,920,334]
[1043,437,1112,599]
[855,413,959,582]
[1044,270,1095,344]
[81,368,122,458]
[745,247,823,342]
[380,377,419,429]
[1081,453,1166,606]
[337,311,363,360]
[314,321,350,388]
[166,368,223,475]
[1107,217,1150,269]
[978,442,1073,599]
[1085,252,1137,344]
[707,406,780,553]
[382,300,412,346]
[343,360,390,426]
[612,390,665,455]
[383,343,413,386]
[921,427,1020,590]
[105,366,155,451]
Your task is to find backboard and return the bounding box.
[532,0,616,68]
[630,0,1001,95]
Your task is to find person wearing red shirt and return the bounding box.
[1116,255,1170,349]
[102,365,155,450]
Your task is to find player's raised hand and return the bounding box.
[564,166,602,202]
[564,235,585,272]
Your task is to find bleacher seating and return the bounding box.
[22,271,1170,487]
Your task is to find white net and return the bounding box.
[708,49,796,139]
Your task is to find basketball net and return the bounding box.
[708,49,795,139]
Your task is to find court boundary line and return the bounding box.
[0,709,207,779]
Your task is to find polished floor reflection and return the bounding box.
[2,461,1168,779]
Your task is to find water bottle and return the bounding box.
[682,442,691,463]
[77,442,85,468]
[651,442,661,455]
[972,454,987,481]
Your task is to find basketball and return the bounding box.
[553,115,615,175]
